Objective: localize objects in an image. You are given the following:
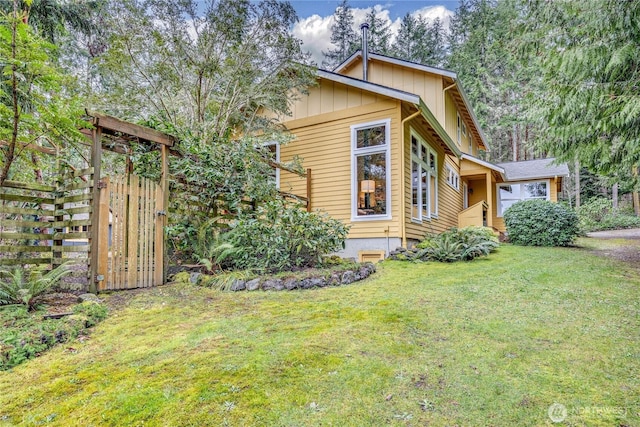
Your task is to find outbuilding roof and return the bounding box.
[498,158,570,181]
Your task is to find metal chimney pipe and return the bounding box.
[360,22,369,81]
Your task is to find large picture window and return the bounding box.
[411,131,438,221]
[352,120,391,219]
[497,180,550,216]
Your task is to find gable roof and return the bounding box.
[317,69,461,157]
[331,51,488,151]
[497,158,570,181]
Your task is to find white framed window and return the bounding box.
[351,119,391,220]
[411,130,438,221]
[263,142,280,188]
[446,164,460,191]
[462,122,467,137]
[468,133,473,154]
[456,113,461,145]
[497,180,550,216]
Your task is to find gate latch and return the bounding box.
[157,210,167,217]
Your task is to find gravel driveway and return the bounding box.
[587,228,640,240]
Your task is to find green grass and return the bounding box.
[0,243,639,426]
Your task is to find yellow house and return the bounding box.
[269,31,568,261]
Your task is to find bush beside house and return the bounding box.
[504,199,579,246]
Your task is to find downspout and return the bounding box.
[443,82,456,123]
[400,109,422,249]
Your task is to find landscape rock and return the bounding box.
[77,293,102,303]
[341,270,356,285]
[246,278,261,291]
[189,272,201,284]
[230,279,246,292]
[309,277,326,288]
[283,278,299,290]
[262,279,284,291]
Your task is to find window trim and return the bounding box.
[263,141,280,189]
[456,113,461,146]
[351,119,392,221]
[446,164,460,191]
[410,129,438,222]
[496,179,551,217]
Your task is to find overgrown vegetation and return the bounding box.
[390,227,499,262]
[219,200,349,273]
[504,200,579,246]
[0,264,71,310]
[0,301,107,371]
[0,243,637,425]
[577,197,640,232]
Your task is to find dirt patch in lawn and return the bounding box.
[584,228,640,268]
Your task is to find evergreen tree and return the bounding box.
[393,14,447,67]
[522,0,640,179]
[447,0,537,162]
[363,7,390,55]
[321,0,357,69]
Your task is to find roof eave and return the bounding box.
[417,99,461,158]
[461,153,506,179]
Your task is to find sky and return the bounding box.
[287,1,460,65]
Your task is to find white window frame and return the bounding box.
[496,179,551,217]
[446,164,460,191]
[456,113,461,146]
[410,129,438,222]
[462,122,467,137]
[468,133,473,154]
[263,141,280,189]
[351,119,392,221]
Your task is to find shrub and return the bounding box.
[504,199,579,246]
[412,227,499,262]
[220,200,349,272]
[577,197,640,232]
[0,264,71,310]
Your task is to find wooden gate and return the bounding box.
[96,174,165,290]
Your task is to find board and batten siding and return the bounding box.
[279,83,404,240]
[341,59,445,123]
[403,116,461,243]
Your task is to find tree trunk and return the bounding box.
[512,124,518,162]
[612,182,618,212]
[0,0,20,187]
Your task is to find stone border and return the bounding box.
[228,262,376,291]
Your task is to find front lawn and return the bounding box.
[0,243,638,426]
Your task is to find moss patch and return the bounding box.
[0,243,638,426]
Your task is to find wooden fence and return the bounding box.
[0,168,95,288]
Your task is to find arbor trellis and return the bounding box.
[0,111,175,293]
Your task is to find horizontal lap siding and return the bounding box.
[281,85,403,240]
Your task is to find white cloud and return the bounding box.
[291,14,335,66]
[292,4,453,65]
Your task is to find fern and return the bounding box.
[0,263,72,309]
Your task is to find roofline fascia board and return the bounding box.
[333,50,458,79]
[417,99,461,158]
[461,153,506,179]
[317,70,420,104]
[453,83,489,151]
